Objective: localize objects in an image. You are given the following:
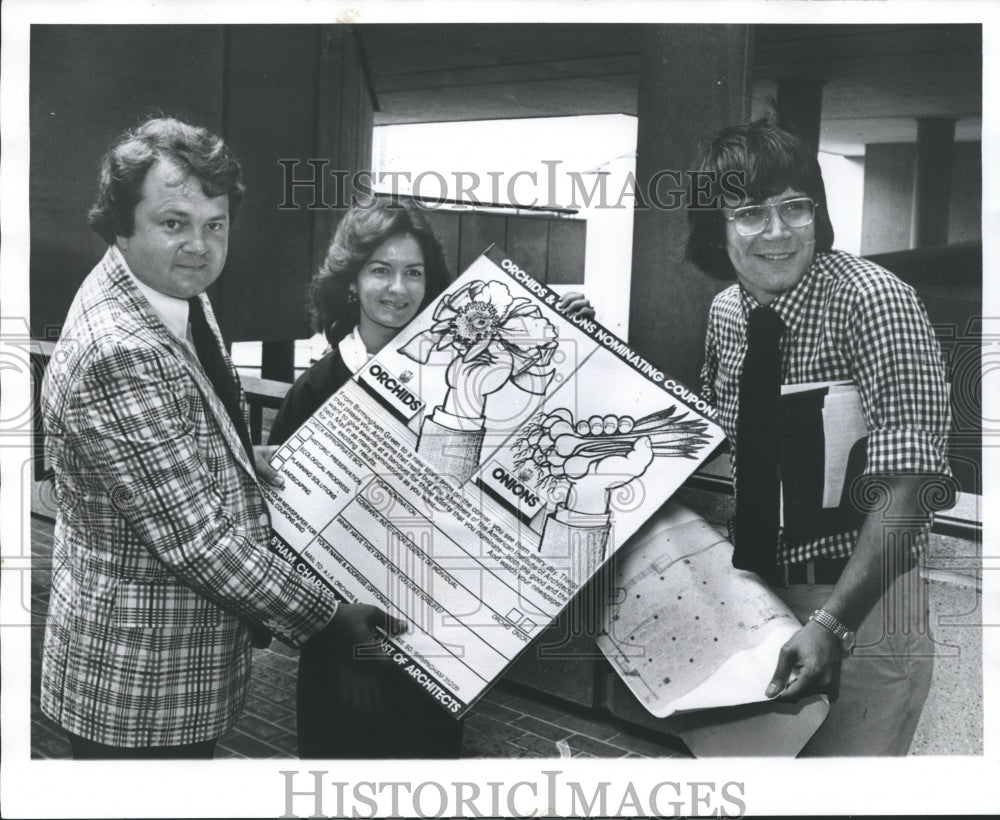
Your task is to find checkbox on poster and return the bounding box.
[506,607,523,624]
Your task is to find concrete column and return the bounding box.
[860,143,916,255]
[628,25,753,389]
[509,26,753,708]
[913,117,956,248]
[776,77,824,155]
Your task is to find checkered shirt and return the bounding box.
[700,250,952,564]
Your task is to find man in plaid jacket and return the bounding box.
[40,117,398,758]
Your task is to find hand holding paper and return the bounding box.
[336,663,387,711]
[253,444,285,489]
[317,603,407,663]
[596,502,829,727]
[766,620,842,700]
[556,290,596,320]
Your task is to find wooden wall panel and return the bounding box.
[29,24,375,352]
[221,26,322,342]
[546,218,587,285]
[424,209,461,277]
[422,209,586,285]
[505,214,550,281]
[313,26,375,276]
[30,25,226,338]
[28,25,583,352]
[458,211,507,270]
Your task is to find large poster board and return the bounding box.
[262,245,726,716]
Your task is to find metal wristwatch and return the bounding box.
[808,609,857,653]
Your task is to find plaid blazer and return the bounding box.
[40,248,338,748]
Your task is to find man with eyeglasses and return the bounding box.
[685,119,953,755]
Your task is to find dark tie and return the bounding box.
[733,305,786,575]
[188,296,255,463]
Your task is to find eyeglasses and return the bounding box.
[725,197,818,236]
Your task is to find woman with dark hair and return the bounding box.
[269,199,452,445]
[686,119,952,756]
[270,197,594,758]
[269,198,459,758]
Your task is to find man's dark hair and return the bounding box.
[88,116,245,244]
[686,118,835,280]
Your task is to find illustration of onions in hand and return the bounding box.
[514,405,712,490]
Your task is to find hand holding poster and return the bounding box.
[262,246,726,716]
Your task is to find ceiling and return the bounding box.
[358,23,982,156]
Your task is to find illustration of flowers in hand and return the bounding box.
[398,280,559,484]
[513,407,712,577]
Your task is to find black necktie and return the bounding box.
[733,306,786,575]
[188,296,255,463]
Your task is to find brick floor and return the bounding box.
[28,508,981,759]
[510,714,575,743]
[28,513,689,760]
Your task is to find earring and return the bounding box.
[347,287,358,304]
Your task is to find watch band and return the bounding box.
[809,609,852,644]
